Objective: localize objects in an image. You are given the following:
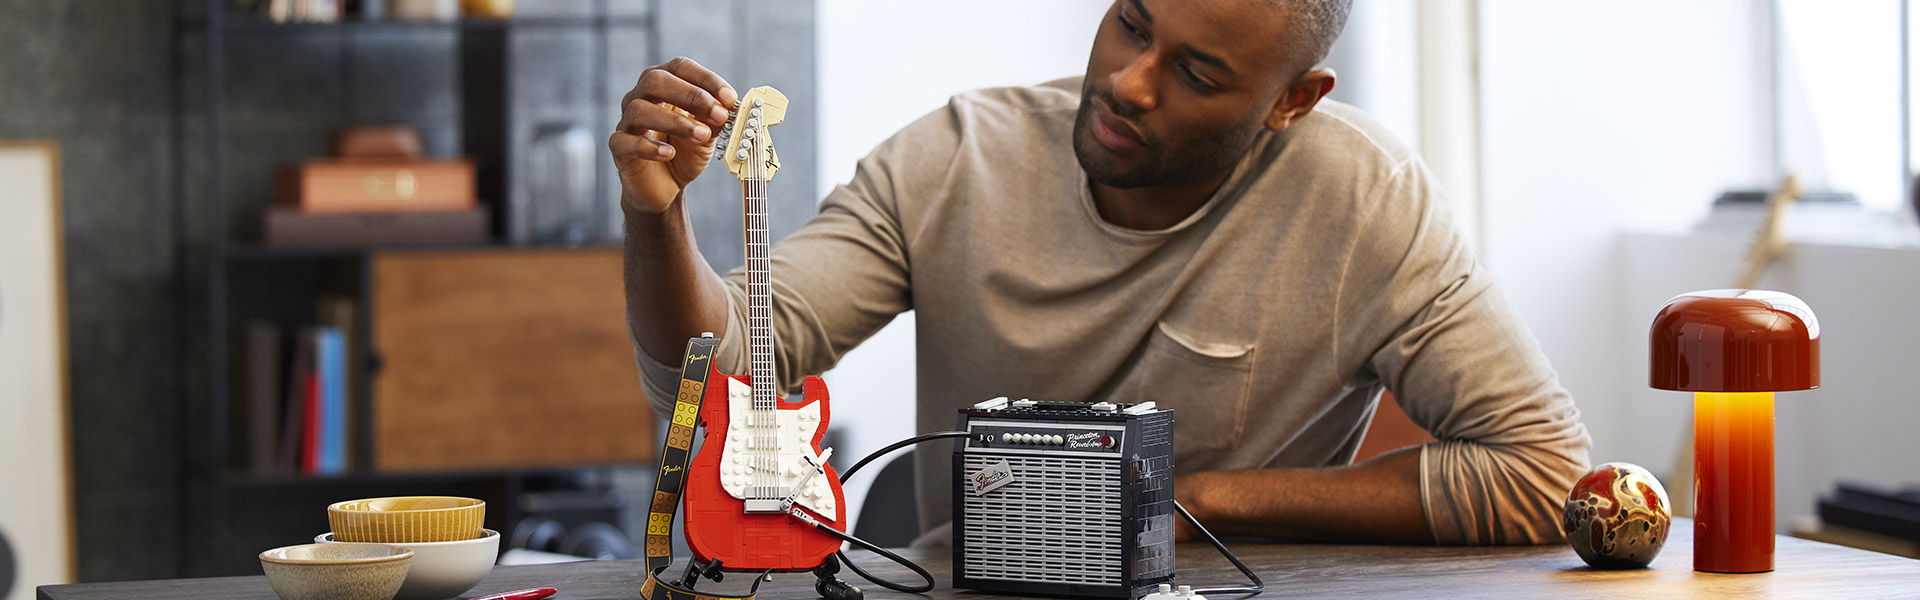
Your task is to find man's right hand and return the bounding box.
[610,57,739,215]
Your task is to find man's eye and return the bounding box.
[1119,15,1146,41]
[1179,65,1217,91]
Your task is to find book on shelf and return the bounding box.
[278,327,313,476]
[238,320,283,476]
[301,352,322,475]
[317,295,361,470]
[261,206,489,248]
[315,326,346,475]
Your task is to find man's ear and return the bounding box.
[1263,69,1337,131]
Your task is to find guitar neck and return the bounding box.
[743,176,775,411]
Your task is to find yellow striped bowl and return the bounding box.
[327,496,485,543]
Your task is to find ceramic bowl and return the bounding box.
[328,496,485,543]
[259,542,412,600]
[318,529,500,600]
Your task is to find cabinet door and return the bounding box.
[371,248,655,471]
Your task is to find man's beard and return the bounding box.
[1071,81,1256,190]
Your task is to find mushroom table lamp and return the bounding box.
[1650,289,1819,574]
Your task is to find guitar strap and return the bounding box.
[639,335,758,600]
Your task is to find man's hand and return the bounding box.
[616,57,738,371]
[610,57,739,215]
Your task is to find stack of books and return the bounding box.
[265,126,488,247]
[233,297,364,477]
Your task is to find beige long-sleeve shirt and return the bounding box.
[637,78,1590,545]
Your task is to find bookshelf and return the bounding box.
[179,0,667,576]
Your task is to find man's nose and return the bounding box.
[1109,53,1160,113]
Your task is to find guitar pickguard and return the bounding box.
[714,378,838,520]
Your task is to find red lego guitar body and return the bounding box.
[682,370,847,571]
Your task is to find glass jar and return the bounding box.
[520,122,596,245]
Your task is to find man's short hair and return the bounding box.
[1278,0,1352,75]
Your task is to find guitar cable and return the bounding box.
[820,430,980,593]
[816,431,1264,597]
[1174,501,1265,596]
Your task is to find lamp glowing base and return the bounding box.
[1693,391,1775,574]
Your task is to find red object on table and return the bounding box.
[469,588,557,600]
[1651,289,1819,574]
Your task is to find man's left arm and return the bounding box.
[1176,446,1429,543]
[1178,157,1591,545]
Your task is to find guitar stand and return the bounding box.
[812,555,863,600]
[676,558,724,588]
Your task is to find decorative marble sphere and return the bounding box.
[1563,462,1672,569]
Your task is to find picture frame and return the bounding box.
[0,140,75,596]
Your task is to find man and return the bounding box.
[614,0,1590,546]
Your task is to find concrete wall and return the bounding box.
[1,1,190,584]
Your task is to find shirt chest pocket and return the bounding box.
[1114,321,1254,457]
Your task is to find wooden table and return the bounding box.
[39,522,1920,599]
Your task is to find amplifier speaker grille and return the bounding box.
[960,454,1124,585]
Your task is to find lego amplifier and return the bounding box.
[952,397,1176,599]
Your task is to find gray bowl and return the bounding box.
[260,542,413,600]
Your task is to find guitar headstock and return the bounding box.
[712,86,788,180]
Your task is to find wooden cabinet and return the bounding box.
[370,248,654,471]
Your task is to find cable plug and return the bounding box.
[1141,584,1206,600]
[815,576,863,600]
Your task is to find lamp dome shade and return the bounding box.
[1650,289,1820,392]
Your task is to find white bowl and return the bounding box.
[319,528,499,600]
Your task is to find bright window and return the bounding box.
[1775,0,1910,214]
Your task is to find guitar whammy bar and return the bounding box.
[638,86,1261,600]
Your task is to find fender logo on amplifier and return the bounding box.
[969,460,1015,495]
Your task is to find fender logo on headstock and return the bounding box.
[715,86,789,181]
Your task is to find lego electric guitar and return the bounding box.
[664,86,848,578]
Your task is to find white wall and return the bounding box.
[1321,0,1422,149]
[1480,0,1920,532]
[814,0,1110,528]
[1478,0,1774,468]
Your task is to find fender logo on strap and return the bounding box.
[640,335,758,600]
